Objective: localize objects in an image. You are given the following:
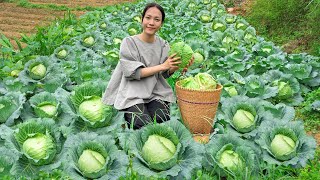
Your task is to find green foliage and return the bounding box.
[245,0,320,56]
[246,0,308,33]
[297,148,320,179]
[296,87,320,132]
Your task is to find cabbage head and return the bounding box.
[13,119,59,168]
[128,28,138,35]
[11,69,21,77]
[219,150,243,171]
[194,73,217,90]
[270,134,296,161]
[142,134,176,165]
[30,63,47,80]
[71,81,116,128]
[122,121,203,179]
[99,22,107,29]
[277,81,293,99]
[256,120,316,167]
[57,49,67,59]
[22,133,55,160]
[29,92,60,119]
[193,52,204,65]
[224,86,238,97]
[79,97,104,122]
[203,134,260,178]
[64,132,128,180]
[37,103,57,118]
[169,42,194,68]
[78,149,106,174]
[232,109,255,133]
[179,76,200,90]
[83,36,95,47]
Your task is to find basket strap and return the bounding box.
[177,97,219,105]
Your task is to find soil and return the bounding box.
[28,0,133,7]
[0,1,133,47]
[307,132,320,147]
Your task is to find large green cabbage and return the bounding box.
[232,109,255,132]
[22,133,55,160]
[79,97,104,122]
[169,42,194,68]
[142,134,176,165]
[78,149,106,174]
[270,134,296,161]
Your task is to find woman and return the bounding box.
[102,2,192,129]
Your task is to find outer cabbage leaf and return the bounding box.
[256,120,317,168]
[63,132,128,180]
[244,75,278,99]
[262,70,303,106]
[70,81,116,128]
[203,133,260,178]
[121,120,203,179]
[220,96,274,139]
[6,118,63,179]
[0,92,26,126]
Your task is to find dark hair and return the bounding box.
[141,3,165,23]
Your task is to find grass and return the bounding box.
[226,0,320,56]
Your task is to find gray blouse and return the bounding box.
[102,35,175,110]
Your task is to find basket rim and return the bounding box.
[175,81,223,92]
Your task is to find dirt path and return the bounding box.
[0,1,133,47]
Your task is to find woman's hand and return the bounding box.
[162,53,181,71]
[182,55,194,73]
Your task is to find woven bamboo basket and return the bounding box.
[175,81,223,139]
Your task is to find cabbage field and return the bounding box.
[0,0,319,179]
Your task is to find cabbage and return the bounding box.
[193,52,204,65]
[225,14,236,23]
[128,28,138,35]
[10,69,21,77]
[37,103,57,118]
[200,15,211,23]
[213,23,224,30]
[232,109,255,132]
[219,150,243,170]
[277,81,293,99]
[79,97,104,122]
[113,38,122,45]
[30,64,47,80]
[142,134,176,165]
[222,36,233,44]
[78,149,106,174]
[83,36,95,47]
[179,76,200,90]
[100,22,107,29]
[195,73,217,90]
[169,42,194,68]
[224,86,238,97]
[57,49,67,59]
[270,134,296,161]
[22,134,55,160]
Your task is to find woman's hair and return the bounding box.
[141,2,165,23]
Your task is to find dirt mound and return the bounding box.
[0,1,133,48]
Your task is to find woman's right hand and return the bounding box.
[162,53,181,70]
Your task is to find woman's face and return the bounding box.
[142,7,162,36]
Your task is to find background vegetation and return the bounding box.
[221,0,320,56]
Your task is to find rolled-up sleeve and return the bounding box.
[119,37,145,80]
